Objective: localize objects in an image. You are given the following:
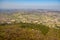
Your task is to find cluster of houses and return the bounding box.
[0,12,60,29]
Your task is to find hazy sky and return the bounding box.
[0,0,60,10]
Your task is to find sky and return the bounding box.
[0,0,60,10]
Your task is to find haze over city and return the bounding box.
[0,0,60,10]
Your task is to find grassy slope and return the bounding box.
[0,23,60,40]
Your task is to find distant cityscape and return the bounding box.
[0,9,60,29]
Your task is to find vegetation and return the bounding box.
[20,23,49,35]
[0,23,60,40]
